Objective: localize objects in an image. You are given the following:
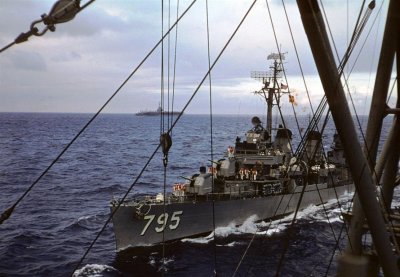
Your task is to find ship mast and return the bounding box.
[251,53,285,138]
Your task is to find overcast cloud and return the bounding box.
[0,0,395,115]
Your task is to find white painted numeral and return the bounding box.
[155,213,169,233]
[139,211,183,236]
[169,211,183,230]
[140,214,155,236]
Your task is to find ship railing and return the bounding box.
[206,189,261,201]
[234,149,260,155]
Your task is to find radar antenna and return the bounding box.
[251,52,288,138]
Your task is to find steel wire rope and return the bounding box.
[233,0,346,273]
[319,188,359,276]
[308,0,379,265]
[297,110,346,259]
[387,76,398,104]
[0,0,197,225]
[0,0,97,54]
[306,217,348,276]
[303,0,371,160]
[204,0,218,274]
[170,0,180,130]
[280,0,316,117]
[321,194,361,276]
[320,0,400,256]
[167,0,172,130]
[312,0,379,222]
[70,0,199,273]
[308,113,346,253]
[232,84,296,276]
[233,0,327,272]
[160,0,178,271]
[318,0,374,105]
[290,1,382,274]
[234,61,320,277]
[274,1,377,274]
[263,0,298,157]
[292,0,371,157]
[319,0,400,264]
[274,0,328,173]
[161,0,166,135]
[292,106,350,259]
[272,0,372,271]
[71,1,259,274]
[346,77,400,254]
[319,0,367,143]
[322,205,353,276]
[355,0,381,119]
[308,190,357,276]
[294,107,354,260]
[161,0,167,271]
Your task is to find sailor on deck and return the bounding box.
[251,116,264,133]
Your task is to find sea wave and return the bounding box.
[73,264,119,277]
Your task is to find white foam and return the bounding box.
[148,255,175,272]
[277,191,354,224]
[77,215,92,221]
[148,256,156,266]
[218,241,242,247]
[181,232,214,244]
[73,264,118,277]
[182,215,280,244]
[181,192,356,245]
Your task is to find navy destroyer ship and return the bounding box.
[110,54,354,251]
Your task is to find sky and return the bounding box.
[0,0,396,115]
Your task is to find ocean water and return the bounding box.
[0,112,396,276]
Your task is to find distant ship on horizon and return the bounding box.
[135,105,181,116]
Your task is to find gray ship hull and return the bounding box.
[111,183,353,251]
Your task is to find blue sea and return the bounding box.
[0,112,397,276]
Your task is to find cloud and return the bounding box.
[0,0,394,115]
[7,50,47,71]
[50,50,81,62]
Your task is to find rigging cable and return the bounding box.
[274,1,378,275]
[170,0,181,129]
[71,1,198,273]
[360,0,384,117]
[233,85,297,277]
[71,0,259,273]
[234,0,347,273]
[387,76,398,104]
[204,0,218,274]
[293,1,378,242]
[233,0,320,271]
[320,0,400,255]
[160,0,166,135]
[161,0,167,271]
[317,0,400,263]
[167,0,172,130]
[0,0,97,54]
[266,0,366,270]
[0,0,198,226]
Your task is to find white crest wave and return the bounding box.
[181,191,354,245]
[73,264,118,277]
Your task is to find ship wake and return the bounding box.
[181,192,354,245]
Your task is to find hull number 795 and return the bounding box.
[140,211,183,236]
